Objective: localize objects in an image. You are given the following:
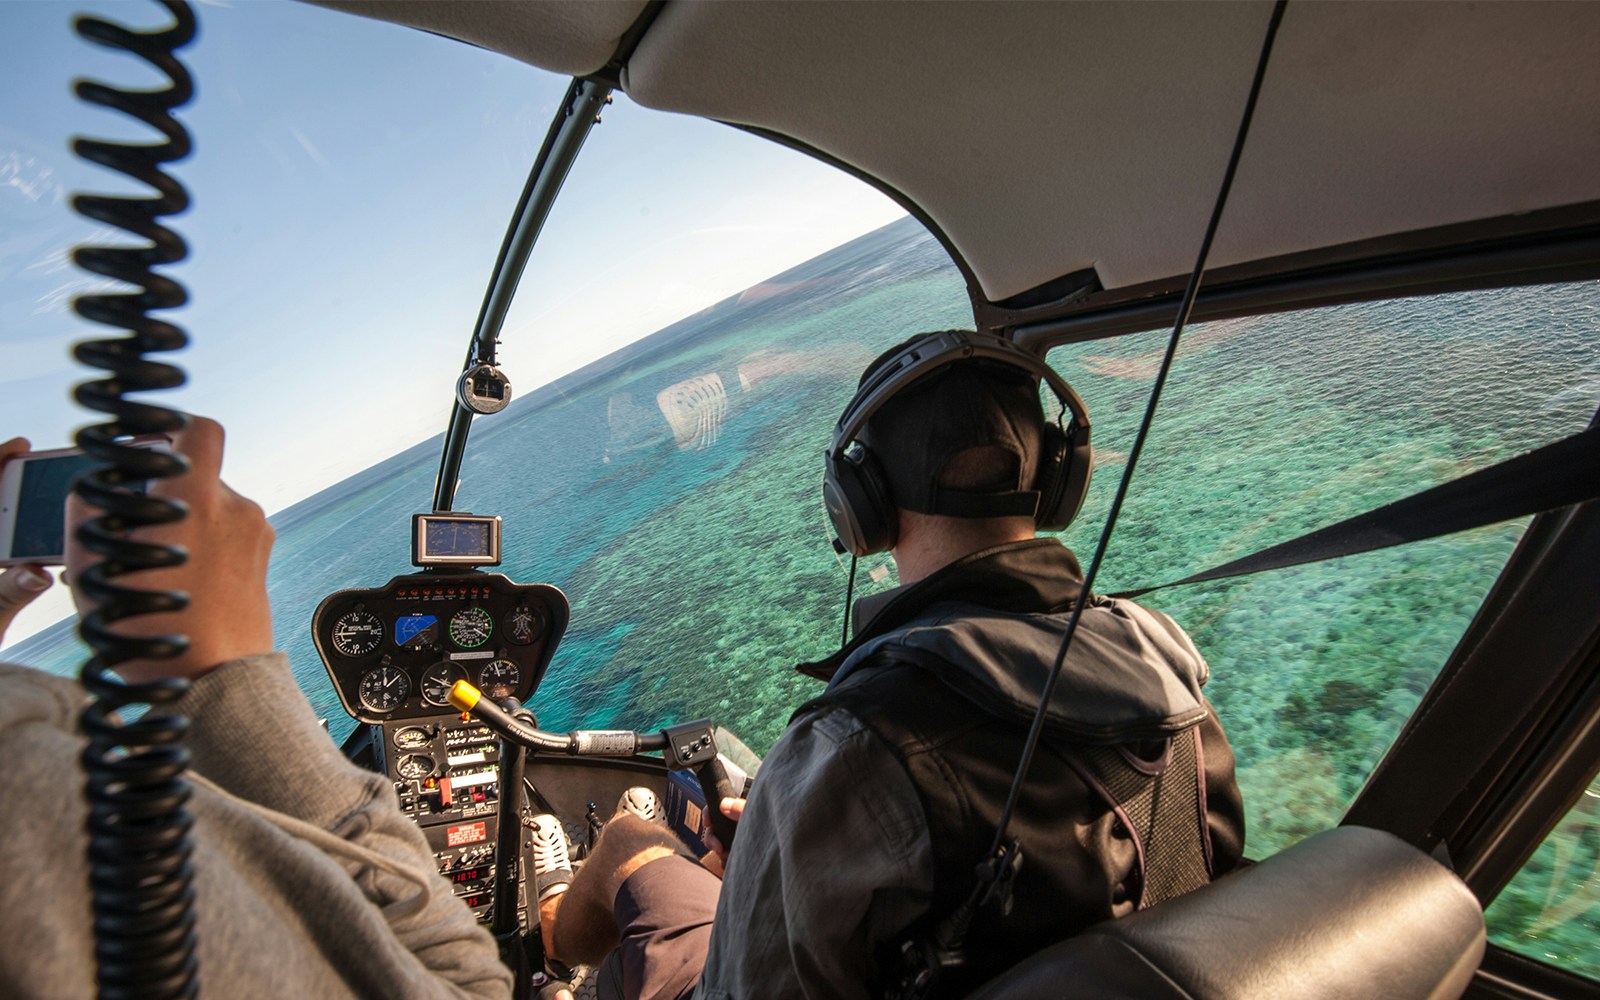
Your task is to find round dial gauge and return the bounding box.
[358,665,410,714]
[331,610,383,657]
[478,659,521,700]
[396,754,434,780]
[506,605,544,646]
[420,661,469,707]
[393,726,431,751]
[449,607,493,649]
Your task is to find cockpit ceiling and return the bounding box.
[310,0,649,78]
[315,0,1600,306]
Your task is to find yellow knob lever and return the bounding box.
[449,679,482,713]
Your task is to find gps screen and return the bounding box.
[424,518,490,558]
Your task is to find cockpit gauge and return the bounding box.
[449,607,493,649]
[359,665,411,714]
[506,605,543,645]
[396,754,434,780]
[394,726,432,751]
[331,610,383,657]
[394,613,440,651]
[478,659,521,700]
[420,662,470,707]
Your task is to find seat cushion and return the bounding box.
[967,826,1485,1000]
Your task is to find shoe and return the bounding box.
[615,786,664,825]
[525,813,573,900]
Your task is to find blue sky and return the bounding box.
[0,0,905,646]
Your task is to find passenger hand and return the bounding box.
[65,417,275,684]
[0,439,55,645]
[0,565,55,644]
[700,797,745,876]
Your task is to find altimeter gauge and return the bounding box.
[420,661,469,707]
[506,604,543,645]
[396,755,434,780]
[359,665,410,714]
[449,606,493,649]
[331,609,383,657]
[479,659,521,700]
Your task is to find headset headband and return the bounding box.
[830,330,1090,457]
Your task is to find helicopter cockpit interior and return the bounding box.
[3,1,1598,998]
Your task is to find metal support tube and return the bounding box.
[432,78,613,512]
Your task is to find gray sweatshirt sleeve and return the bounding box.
[697,704,934,1000]
[0,655,511,999]
[179,652,514,999]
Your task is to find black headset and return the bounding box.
[822,330,1093,557]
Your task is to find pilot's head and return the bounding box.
[825,330,1087,580]
[860,332,1045,521]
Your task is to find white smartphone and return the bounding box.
[0,442,164,566]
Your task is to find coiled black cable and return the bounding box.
[69,2,201,997]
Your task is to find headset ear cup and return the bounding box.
[1034,423,1093,532]
[823,446,897,556]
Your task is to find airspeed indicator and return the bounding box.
[449,607,493,649]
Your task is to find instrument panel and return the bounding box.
[376,716,506,921]
[313,571,570,724]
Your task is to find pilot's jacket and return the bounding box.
[0,654,512,999]
[699,538,1244,1000]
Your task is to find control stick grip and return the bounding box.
[660,719,740,851]
[697,757,739,850]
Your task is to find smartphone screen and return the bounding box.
[1,451,103,563]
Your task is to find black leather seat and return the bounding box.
[967,826,1485,1000]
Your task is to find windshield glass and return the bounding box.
[2,5,906,667]
[1,0,570,649]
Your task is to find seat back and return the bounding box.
[966,825,1485,1000]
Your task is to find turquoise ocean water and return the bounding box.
[13,216,1598,970]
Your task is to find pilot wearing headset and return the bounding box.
[546,330,1245,1000]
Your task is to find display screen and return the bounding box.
[424,518,490,557]
[394,614,439,648]
[411,513,499,567]
[7,452,102,559]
